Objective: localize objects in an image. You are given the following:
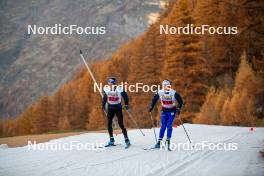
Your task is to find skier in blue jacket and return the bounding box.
[148,80,183,150]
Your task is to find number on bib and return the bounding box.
[108,97,119,102]
[162,100,173,105]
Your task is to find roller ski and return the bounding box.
[124,138,131,149]
[105,137,119,147]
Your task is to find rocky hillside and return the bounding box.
[0,0,164,118]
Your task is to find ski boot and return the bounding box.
[154,139,162,148]
[125,138,131,149]
[105,137,115,147]
[166,138,171,151]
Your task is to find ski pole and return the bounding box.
[124,108,145,136]
[149,112,158,143]
[79,50,118,136]
[178,114,193,146]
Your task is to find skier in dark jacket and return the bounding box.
[102,77,130,148]
[148,79,183,150]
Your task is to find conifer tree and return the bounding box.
[163,0,211,120]
[31,95,51,133]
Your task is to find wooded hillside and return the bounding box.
[1,0,263,137]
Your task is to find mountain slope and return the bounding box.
[1,0,263,137]
[0,0,164,118]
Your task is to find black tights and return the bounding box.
[107,108,128,139]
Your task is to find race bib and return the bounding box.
[162,100,173,105]
[159,92,176,109]
[108,96,119,102]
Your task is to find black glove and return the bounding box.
[148,105,153,112]
[176,108,181,115]
[124,105,129,110]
